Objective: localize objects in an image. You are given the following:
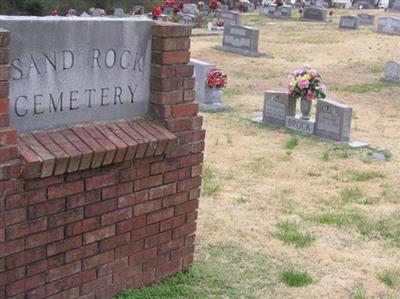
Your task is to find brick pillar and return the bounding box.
[0,28,21,198]
[150,22,205,272]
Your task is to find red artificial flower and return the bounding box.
[209,0,219,10]
[152,5,162,19]
[206,68,228,89]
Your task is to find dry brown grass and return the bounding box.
[192,9,400,299]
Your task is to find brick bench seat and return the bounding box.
[18,119,177,179]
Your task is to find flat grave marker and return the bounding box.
[339,16,359,29]
[302,7,327,22]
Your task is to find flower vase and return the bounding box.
[300,97,312,120]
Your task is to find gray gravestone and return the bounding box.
[380,60,400,83]
[216,25,262,57]
[339,16,359,29]
[220,4,229,11]
[314,99,352,141]
[281,5,292,18]
[302,7,327,22]
[218,11,242,26]
[133,6,145,15]
[286,116,315,134]
[0,16,152,133]
[263,91,296,126]
[183,4,199,15]
[268,4,277,17]
[259,5,269,16]
[113,8,124,18]
[164,6,175,15]
[179,14,195,26]
[376,17,400,35]
[352,0,375,8]
[90,8,104,16]
[189,58,230,111]
[357,13,374,25]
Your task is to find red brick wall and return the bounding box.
[0,22,204,298]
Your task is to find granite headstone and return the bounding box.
[113,8,125,18]
[302,7,327,22]
[183,4,199,15]
[376,16,400,35]
[218,11,242,26]
[380,60,400,83]
[263,91,296,126]
[357,13,374,25]
[339,16,359,29]
[216,25,262,57]
[314,98,352,141]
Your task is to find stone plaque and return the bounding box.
[0,16,152,132]
[113,8,124,18]
[216,25,262,57]
[179,14,195,26]
[339,16,359,29]
[218,11,241,26]
[286,116,315,134]
[263,91,296,126]
[302,7,327,22]
[281,5,292,18]
[380,60,400,83]
[183,4,199,15]
[314,98,352,141]
[357,13,374,25]
[377,16,400,35]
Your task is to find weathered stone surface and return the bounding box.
[263,91,296,126]
[218,11,241,26]
[302,7,327,22]
[357,13,374,25]
[380,60,400,83]
[113,8,124,17]
[339,16,359,30]
[376,16,400,35]
[215,25,262,57]
[286,116,315,134]
[0,16,153,132]
[179,14,195,26]
[314,98,352,141]
[182,4,199,15]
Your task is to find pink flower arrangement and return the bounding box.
[288,67,326,101]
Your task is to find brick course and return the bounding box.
[0,22,203,298]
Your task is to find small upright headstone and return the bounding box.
[357,13,374,25]
[380,60,400,83]
[263,91,296,126]
[376,17,400,35]
[339,16,359,30]
[218,11,242,26]
[90,8,105,16]
[179,14,195,26]
[80,11,90,17]
[268,4,277,17]
[220,4,229,11]
[314,99,352,142]
[163,6,175,14]
[259,5,269,16]
[133,5,145,15]
[352,0,375,8]
[302,7,327,22]
[281,5,292,18]
[183,4,199,15]
[113,8,124,18]
[189,58,230,111]
[216,25,263,57]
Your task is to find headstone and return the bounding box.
[179,14,195,26]
[268,4,277,17]
[357,14,374,25]
[220,4,229,11]
[286,116,315,134]
[351,0,375,8]
[392,0,400,9]
[376,17,400,35]
[189,58,230,111]
[259,5,269,16]
[163,6,175,15]
[302,7,327,22]
[339,16,359,29]
[0,16,152,133]
[90,8,105,17]
[218,11,242,26]
[380,60,400,83]
[80,11,90,17]
[183,4,199,15]
[114,8,124,18]
[314,98,352,141]
[215,25,263,57]
[281,5,292,18]
[262,91,296,126]
[133,5,145,15]
[315,0,326,7]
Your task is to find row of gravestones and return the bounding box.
[180,9,242,27]
[339,15,400,34]
[259,5,292,18]
[263,92,352,141]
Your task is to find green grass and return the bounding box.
[224,133,233,144]
[347,170,386,182]
[378,269,399,288]
[223,87,242,97]
[274,222,316,248]
[202,165,221,197]
[351,286,367,299]
[233,195,250,204]
[342,81,399,94]
[307,170,321,177]
[285,136,299,150]
[340,186,363,203]
[280,269,313,287]
[322,150,330,161]
[248,156,274,176]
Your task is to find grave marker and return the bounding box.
[314,98,352,141]
[215,25,263,57]
[357,13,374,25]
[339,16,359,29]
[380,60,400,83]
[183,4,199,15]
[263,91,296,126]
[218,11,242,26]
[180,14,195,26]
[302,7,327,22]
[113,8,124,17]
[286,116,315,134]
[376,16,400,35]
